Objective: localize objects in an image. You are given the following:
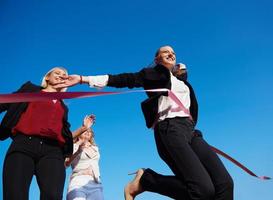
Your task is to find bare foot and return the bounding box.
[124,169,145,200]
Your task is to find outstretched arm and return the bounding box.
[72,115,95,140]
[54,69,145,89]
[107,70,145,88]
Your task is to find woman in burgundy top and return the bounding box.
[0,67,89,200]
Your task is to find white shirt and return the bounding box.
[158,72,191,121]
[68,143,101,192]
[87,75,109,89]
[87,72,191,121]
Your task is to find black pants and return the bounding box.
[3,134,66,200]
[140,117,234,200]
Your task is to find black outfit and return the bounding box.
[0,81,73,200]
[107,65,233,200]
[108,64,198,128]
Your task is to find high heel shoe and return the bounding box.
[128,168,146,176]
[124,168,145,200]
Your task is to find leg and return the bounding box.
[3,150,35,200]
[85,182,104,200]
[67,188,87,200]
[140,118,215,200]
[35,144,65,200]
[124,169,145,200]
[140,168,189,199]
[191,130,234,200]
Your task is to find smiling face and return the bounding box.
[154,46,176,70]
[45,68,68,87]
[79,129,93,143]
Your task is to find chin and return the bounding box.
[164,63,174,69]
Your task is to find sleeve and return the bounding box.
[0,81,32,114]
[73,143,79,154]
[88,75,109,88]
[106,68,145,89]
[84,146,99,159]
[0,103,10,114]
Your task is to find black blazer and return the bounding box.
[107,64,198,128]
[0,81,73,157]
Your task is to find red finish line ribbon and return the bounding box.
[0,89,168,103]
[0,89,271,180]
[210,146,271,180]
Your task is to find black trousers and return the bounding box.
[3,134,66,200]
[140,117,234,200]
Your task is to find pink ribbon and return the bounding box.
[0,89,270,180]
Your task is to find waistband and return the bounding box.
[12,133,61,147]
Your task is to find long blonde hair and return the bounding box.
[76,128,96,146]
[41,67,68,92]
[87,128,96,146]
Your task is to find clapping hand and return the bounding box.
[83,115,95,129]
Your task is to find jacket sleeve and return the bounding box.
[62,104,74,157]
[0,104,9,114]
[188,84,198,125]
[0,81,32,114]
[107,68,145,89]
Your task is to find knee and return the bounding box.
[221,175,234,192]
[190,183,215,200]
[227,175,234,189]
[199,185,215,200]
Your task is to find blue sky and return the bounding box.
[0,0,273,199]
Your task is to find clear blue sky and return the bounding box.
[0,0,273,199]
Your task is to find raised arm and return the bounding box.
[72,115,95,140]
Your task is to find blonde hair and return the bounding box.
[76,128,97,146]
[87,128,96,146]
[41,67,68,92]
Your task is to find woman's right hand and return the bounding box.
[53,74,81,89]
[83,115,95,129]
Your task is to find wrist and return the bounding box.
[82,76,89,84]
[80,75,83,84]
[82,123,90,130]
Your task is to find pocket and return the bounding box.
[5,139,27,156]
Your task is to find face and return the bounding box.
[79,130,93,142]
[155,46,176,70]
[45,68,68,87]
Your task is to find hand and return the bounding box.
[53,75,81,89]
[50,75,68,89]
[83,115,95,128]
[172,63,187,76]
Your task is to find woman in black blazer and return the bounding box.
[61,46,234,200]
[0,67,89,200]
